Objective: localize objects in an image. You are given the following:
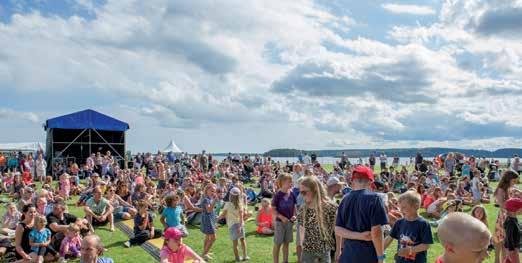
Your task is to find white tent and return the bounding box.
[162,140,182,153]
[0,142,45,152]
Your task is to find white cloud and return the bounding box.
[0,108,40,123]
[381,3,436,15]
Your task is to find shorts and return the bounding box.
[114,206,131,220]
[274,221,293,245]
[472,189,481,201]
[296,223,302,246]
[91,216,109,226]
[174,225,189,237]
[229,223,245,241]
[302,251,331,263]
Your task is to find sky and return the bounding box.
[1,0,522,153]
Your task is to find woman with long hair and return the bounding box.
[14,204,37,262]
[297,176,338,263]
[493,170,519,263]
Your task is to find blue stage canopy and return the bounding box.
[44,109,130,131]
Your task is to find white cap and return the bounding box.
[327,177,344,187]
[230,187,241,196]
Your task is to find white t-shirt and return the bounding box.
[223,201,242,228]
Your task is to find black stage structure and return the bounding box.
[44,109,130,176]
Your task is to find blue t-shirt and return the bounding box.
[162,206,183,228]
[390,217,434,263]
[29,228,52,252]
[271,191,296,221]
[462,164,471,177]
[336,189,388,263]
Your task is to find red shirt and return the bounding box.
[435,255,443,263]
[423,195,435,209]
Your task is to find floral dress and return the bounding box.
[493,188,521,243]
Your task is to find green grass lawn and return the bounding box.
[0,164,516,262]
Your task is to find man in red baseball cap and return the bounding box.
[335,165,387,263]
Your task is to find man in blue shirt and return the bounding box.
[335,165,388,263]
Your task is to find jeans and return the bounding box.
[302,251,331,263]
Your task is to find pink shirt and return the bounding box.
[160,244,197,263]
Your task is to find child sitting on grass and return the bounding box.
[160,194,188,237]
[256,198,274,235]
[384,190,433,263]
[58,224,82,262]
[28,215,52,263]
[124,200,163,247]
[218,187,249,262]
[503,198,522,263]
[160,227,205,263]
[1,203,21,238]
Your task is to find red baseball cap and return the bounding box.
[351,165,374,182]
[164,227,183,241]
[505,198,522,213]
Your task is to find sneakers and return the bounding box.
[58,257,66,263]
[123,241,131,248]
[235,257,241,262]
[242,256,250,261]
[202,254,213,261]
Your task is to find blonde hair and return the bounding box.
[299,176,331,240]
[276,173,292,189]
[35,215,47,227]
[230,191,242,210]
[399,190,421,209]
[68,223,80,233]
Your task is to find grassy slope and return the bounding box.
[0,164,513,262]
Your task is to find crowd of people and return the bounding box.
[0,150,521,263]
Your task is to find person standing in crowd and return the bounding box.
[435,213,491,263]
[298,176,338,263]
[415,153,423,171]
[369,154,376,170]
[35,153,46,183]
[326,177,344,200]
[80,235,114,263]
[86,153,95,178]
[513,155,521,175]
[503,198,522,263]
[493,170,519,263]
[444,153,456,177]
[335,165,387,263]
[380,152,387,171]
[272,173,296,263]
[384,191,433,263]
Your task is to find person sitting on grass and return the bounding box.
[256,198,274,235]
[384,190,433,263]
[1,203,21,238]
[435,212,491,263]
[124,200,163,247]
[28,215,52,263]
[84,186,114,232]
[58,224,82,263]
[80,234,113,263]
[160,194,188,237]
[160,227,205,263]
[503,198,522,263]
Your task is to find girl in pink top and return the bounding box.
[59,173,71,200]
[160,227,205,263]
[59,224,82,262]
